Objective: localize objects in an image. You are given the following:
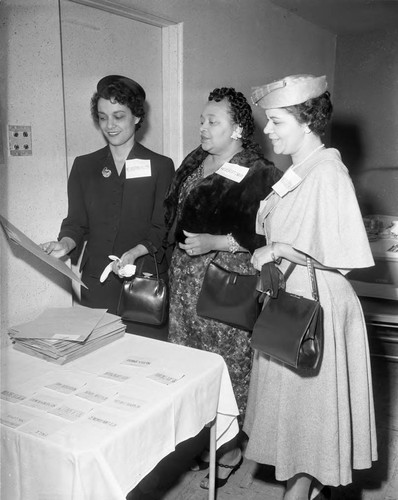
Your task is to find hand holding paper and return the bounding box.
[0,214,87,288]
[40,237,76,258]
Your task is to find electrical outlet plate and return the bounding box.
[8,125,32,156]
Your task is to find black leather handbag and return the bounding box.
[196,253,260,331]
[117,253,169,325]
[251,257,323,372]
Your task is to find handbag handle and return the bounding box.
[210,251,259,277]
[134,252,160,280]
[283,256,319,302]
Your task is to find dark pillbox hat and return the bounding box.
[96,75,146,101]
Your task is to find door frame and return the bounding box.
[67,0,183,166]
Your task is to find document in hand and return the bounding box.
[0,214,87,288]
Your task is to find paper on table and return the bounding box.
[146,368,185,386]
[21,390,65,412]
[0,213,87,288]
[1,401,42,429]
[48,396,95,422]
[104,393,149,413]
[9,306,107,341]
[19,414,68,439]
[75,379,119,404]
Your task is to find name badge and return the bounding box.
[216,162,249,183]
[125,159,151,179]
[272,168,301,197]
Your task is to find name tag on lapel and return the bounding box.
[216,162,249,183]
[126,159,151,179]
[272,168,301,197]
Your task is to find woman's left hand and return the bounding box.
[251,245,274,271]
[111,244,148,276]
[179,230,214,256]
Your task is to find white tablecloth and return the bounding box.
[1,335,239,500]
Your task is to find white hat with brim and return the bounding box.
[252,74,327,109]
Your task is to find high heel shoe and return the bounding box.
[190,447,210,471]
[199,456,243,489]
[190,456,209,471]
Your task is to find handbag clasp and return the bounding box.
[228,272,238,285]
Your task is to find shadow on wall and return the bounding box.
[332,120,398,217]
[352,167,398,217]
[331,119,365,176]
[253,116,398,217]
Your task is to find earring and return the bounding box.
[231,126,243,141]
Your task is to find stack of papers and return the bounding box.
[8,306,125,364]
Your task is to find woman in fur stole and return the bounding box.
[164,87,281,489]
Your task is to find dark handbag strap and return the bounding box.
[134,252,160,280]
[284,256,319,302]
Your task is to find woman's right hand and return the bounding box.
[40,237,75,258]
[251,245,274,271]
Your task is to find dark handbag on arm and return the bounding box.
[117,252,169,325]
[196,252,261,331]
[251,256,324,372]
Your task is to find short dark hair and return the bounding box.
[284,91,333,136]
[208,87,255,147]
[90,80,146,130]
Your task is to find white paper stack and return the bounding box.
[8,306,125,364]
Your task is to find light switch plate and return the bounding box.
[8,125,32,156]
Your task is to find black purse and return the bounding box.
[117,253,169,325]
[196,253,260,331]
[251,257,323,372]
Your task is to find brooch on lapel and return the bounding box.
[102,167,112,178]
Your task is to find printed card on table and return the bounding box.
[1,386,30,404]
[43,371,90,395]
[98,364,135,383]
[146,369,185,386]
[19,414,67,440]
[83,407,132,432]
[1,401,41,429]
[105,393,148,413]
[75,379,118,403]
[48,396,95,422]
[121,356,154,369]
[52,407,132,449]
[20,390,65,412]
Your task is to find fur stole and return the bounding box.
[164,144,281,253]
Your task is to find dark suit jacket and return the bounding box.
[59,142,175,280]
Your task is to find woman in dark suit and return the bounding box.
[42,75,175,338]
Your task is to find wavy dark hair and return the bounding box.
[90,81,146,130]
[284,91,333,137]
[208,87,255,147]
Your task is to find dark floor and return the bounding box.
[127,357,398,500]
